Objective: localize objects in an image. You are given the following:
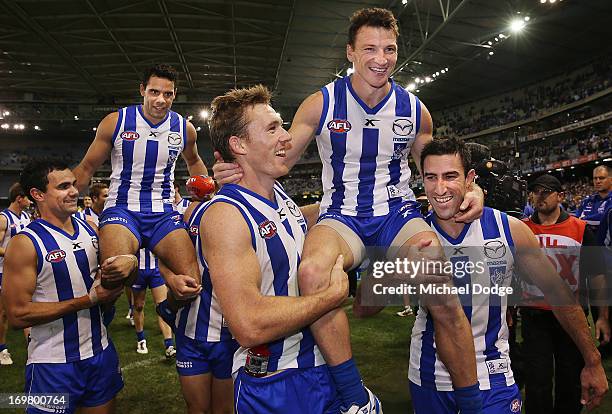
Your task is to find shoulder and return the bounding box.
[507,214,538,247]
[200,201,253,247]
[296,90,325,121]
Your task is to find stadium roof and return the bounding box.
[0,0,610,115]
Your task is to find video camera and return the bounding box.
[466,143,527,217]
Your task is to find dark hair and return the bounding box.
[20,158,70,200]
[142,64,178,87]
[8,182,26,202]
[174,181,181,192]
[209,84,272,162]
[420,137,471,175]
[89,182,108,199]
[348,8,399,47]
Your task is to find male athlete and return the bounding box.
[174,181,191,214]
[73,64,207,301]
[0,182,31,365]
[75,182,108,225]
[356,138,608,413]
[202,84,382,413]
[3,159,131,413]
[214,8,484,411]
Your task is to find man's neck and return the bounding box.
[349,75,391,108]
[434,215,466,240]
[536,207,561,226]
[140,104,165,125]
[598,189,610,199]
[8,202,22,216]
[91,206,103,216]
[41,211,75,234]
[237,170,276,202]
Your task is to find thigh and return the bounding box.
[379,202,431,250]
[211,377,233,414]
[150,283,168,305]
[98,208,140,260]
[179,373,212,413]
[312,213,363,270]
[131,288,146,308]
[151,226,199,278]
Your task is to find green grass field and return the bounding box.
[2,294,611,413]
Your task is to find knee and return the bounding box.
[133,302,145,313]
[298,259,332,294]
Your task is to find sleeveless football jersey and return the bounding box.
[20,217,108,364]
[316,76,419,217]
[410,208,516,391]
[0,208,31,272]
[106,105,187,213]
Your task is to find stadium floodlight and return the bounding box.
[540,0,546,3]
[34,125,40,130]
[2,111,9,116]
[415,77,421,83]
[1,123,9,129]
[402,0,408,4]
[92,127,97,131]
[489,51,494,56]
[406,83,416,91]
[187,115,193,120]
[74,115,79,120]
[524,16,530,22]
[425,76,432,83]
[200,109,209,119]
[196,126,202,131]
[510,19,526,33]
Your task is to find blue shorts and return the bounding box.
[0,272,3,290]
[409,381,522,414]
[318,201,423,248]
[234,365,342,414]
[132,268,165,291]
[175,333,238,378]
[25,342,124,414]
[99,207,186,251]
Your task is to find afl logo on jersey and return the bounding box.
[46,249,67,263]
[258,220,278,239]
[392,119,413,136]
[327,119,352,134]
[121,131,140,141]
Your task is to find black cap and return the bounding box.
[529,174,562,192]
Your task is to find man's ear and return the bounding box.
[29,188,44,203]
[229,135,247,157]
[466,168,476,187]
[139,83,146,97]
[346,43,355,63]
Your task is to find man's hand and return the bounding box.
[100,254,137,285]
[595,317,611,345]
[326,254,349,307]
[166,274,202,300]
[403,239,452,285]
[88,277,123,306]
[454,183,484,223]
[580,361,608,410]
[212,151,243,186]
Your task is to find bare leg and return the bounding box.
[211,377,233,414]
[99,224,139,288]
[0,293,7,346]
[151,285,172,340]
[80,397,116,414]
[132,289,146,334]
[179,373,211,414]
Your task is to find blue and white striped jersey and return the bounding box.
[138,247,158,271]
[74,207,99,226]
[106,105,187,213]
[316,76,419,217]
[200,183,324,374]
[174,200,232,343]
[409,208,516,391]
[174,197,191,215]
[20,216,108,364]
[0,208,31,272]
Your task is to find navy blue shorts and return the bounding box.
[175,333,237,379]
[99,207,186,251]
[410,381,522,414]
[25,342,124,413]
[132,268,165,291]
[234,365,342,414]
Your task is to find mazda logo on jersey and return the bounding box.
[258,220,278,239]
[121,131,140,141]
[392,119,413,136]
[286,200,302,218]
[483,240,506,259]
[168,133,182,147]
[46,249,67,263]
[327,119,351,134]
[91,237,99,250]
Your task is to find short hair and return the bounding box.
[20,158,70,200]
[420,137,471,175]
[209,84,272,162]
[593,165,611,176]
[8,182,26,202]
[174,181,181,192]
[142,64,178,88]
[348,8,399,47]
[89,182,108,199]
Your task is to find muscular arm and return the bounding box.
[181,121,208,176]
[0,215,7,256]
[201,202,346,348]
[299,203,320,230]
[284,91,323,169]
[73,112,117,193]
[410,103,433,178]
[3,235,93,329]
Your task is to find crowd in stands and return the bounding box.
[434,56,611,137]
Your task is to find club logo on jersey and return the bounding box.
[510,399,521,413]
[489,266,508,284]
[483,240,506,259]
[168,133,182,147]
[258,220,277,239]
[46,249,67,263]
[392,118,413,136]
[392,143,409,160]
[327,119,351,134]
[121,131,140,141]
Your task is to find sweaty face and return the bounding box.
[347,26,398,89]
[140,76,176,121]
[242,104,292,180]
[423,154,474,221]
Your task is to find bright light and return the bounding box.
[92,127,97,131]
[425,76,431,83]
[510,19,526,33]
[603,158,612,162]
[347,67,354,75]
[435,71,440,76]
[488,41,493,45]
[524,16,530,22]
[445,67,448,71]
[595,161,600,164]
[406,83,416,91]
[549,0,556,3]
[540,0,546,3]
[499,33,506,39]
[415,89,420,93]
[187,115,193,120]
[74,115,79,120]
[34,125,40,130]
[1,123,9,129]
[415,77,421,83]
[570,166,575,169]
[402,0,408,4]
[495,37,499,42]
[489,51,495,56]
[196,126,201,131]
[441,69,446,74]
[200,110,209,119]
[2,111,9,116]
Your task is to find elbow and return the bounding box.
[230,316,267,348]
[7,310,28,330]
